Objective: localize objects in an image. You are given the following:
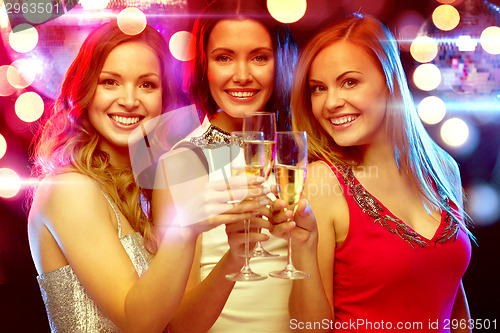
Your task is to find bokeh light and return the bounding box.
[0,134,6,160]
[0,65,17,96]
[440,117,469,147]
[117,7,147,36]
[169,31,194,62]
[396,10,425,51]
[432,4,460,31]
[418,96,446,124]
[15,92,44,123]
[467,182,500,227]
[8,24,39,53]
[0,168,21,199]
[6,59,37,89]
[413,63,442,91]
[480,26,500,55]
[1,2,9,29]
[410,36,438,63]
[267,0,307,24]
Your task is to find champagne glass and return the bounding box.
[269,131,310,279]
[226,131,268,281]
[243,112,278,257]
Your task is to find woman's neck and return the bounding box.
[100,145,131,169]
[358,138,399,172]
[209,111,243,133]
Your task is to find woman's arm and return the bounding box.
[28,172,198,332]
[272,161,343,332]
[450,281,472,333]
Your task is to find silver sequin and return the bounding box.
[37,192,153,332]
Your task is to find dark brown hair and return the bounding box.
[184,0,297,130]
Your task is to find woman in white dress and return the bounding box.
[152,0,298,332]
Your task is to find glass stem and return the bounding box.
[242,219,251,271]
[253,229,263,251]
[286,230,295,272]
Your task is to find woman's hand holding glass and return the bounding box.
[271,197,318,253]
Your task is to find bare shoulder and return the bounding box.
[305,160,349,245]
[305,160,343,200]
[29,172,111,230]
[28,172,116,273]
[31,172,102,211]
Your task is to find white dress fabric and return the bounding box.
[163,116,292,333]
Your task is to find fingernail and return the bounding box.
[263,187,271,194]
[259,198,267,205]
[255,177,265,183]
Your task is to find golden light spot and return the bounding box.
[413,64,442,91]
[441,118,469,147]
[432,5,460,31]
[267,0,307,24]
[418,96,446,124]
[410,36,438,63]
[117,7,147,36]
[480,26,500,55]
[169,31,194,62]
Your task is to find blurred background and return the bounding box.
[0,0,499,331]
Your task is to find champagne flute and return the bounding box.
[269,131,310,280]
[226,131,268,281]
[243,111,278,257]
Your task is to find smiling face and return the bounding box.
[206,19,275,123]
[308,40,389,148]
[88,41,162,164]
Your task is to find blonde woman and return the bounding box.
[273,14,473,332]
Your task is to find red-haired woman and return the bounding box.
[27,21,247,332]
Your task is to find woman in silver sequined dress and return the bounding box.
[26,21,259,332]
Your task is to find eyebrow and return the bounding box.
[309,70,362,84]
[100,71,160,79]
[209,47,273,55]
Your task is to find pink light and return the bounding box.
[7,59,37,89]
[169,31,194,62]
[0,65,17,96]
[15,92,45,123]
[0,168,21,199]
[117,7,147,36]
[0,134,6,160]
[9,24,39,53]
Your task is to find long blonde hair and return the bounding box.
[28,22,177,251]
[292,14,474,237]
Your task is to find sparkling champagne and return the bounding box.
[242,140,268,177]
[262,140,275,180]
[275,164,306,205]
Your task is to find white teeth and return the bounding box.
[228,91,255,98]
[330,115,357,125]
[111,115,140,125]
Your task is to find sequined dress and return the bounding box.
[37,192,152,332]
[325,160,472,332]
[159,116,292,333]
